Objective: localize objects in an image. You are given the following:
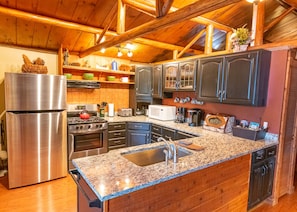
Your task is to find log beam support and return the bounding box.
[80,0,241,57]
[251,2,265,46]
[205,25,214,54]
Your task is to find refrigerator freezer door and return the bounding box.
[5,72,66,111]
[6,111,67,188]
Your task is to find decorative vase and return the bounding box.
[233,44,248,52]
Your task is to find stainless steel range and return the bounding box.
[67,104,108,170]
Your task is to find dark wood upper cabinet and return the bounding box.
[152,65,163,99]
[135,65,152,98]
[197,50,271,106]
[196,56,224,102]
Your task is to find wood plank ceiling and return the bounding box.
[0,0,296,63]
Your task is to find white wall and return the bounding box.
[0,45,58,83]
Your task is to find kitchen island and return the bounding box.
[72,117,278,211]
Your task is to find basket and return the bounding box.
[22,64,48,74]
[232,126,266,141]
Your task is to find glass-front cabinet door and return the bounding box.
[163,62,178,91]
[163,60,196,91]
[179,60,196,91]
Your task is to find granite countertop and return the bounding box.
[72,115,279,202]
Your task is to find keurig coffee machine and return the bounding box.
[188,109,204,126]
[175,107,186,123]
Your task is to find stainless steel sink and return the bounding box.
[121,145,192,166]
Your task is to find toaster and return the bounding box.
[118,108,132,117]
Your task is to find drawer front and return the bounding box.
[108,138,126,147]
[108,122,126,131]
[266,145,277,158]
[127,122,151,131]
[163,127,176,140]
[175,131,196,140]
[152,124,162,134]
[151,133,162,143]
[252,149,265,163]
[108,130,126,139]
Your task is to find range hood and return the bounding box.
[67,80,100,89]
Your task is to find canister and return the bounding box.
[111,60,118,70]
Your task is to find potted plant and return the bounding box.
[230,24,253,52]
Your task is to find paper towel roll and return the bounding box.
[108,103,114,117]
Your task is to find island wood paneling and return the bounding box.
[106,154,251,212]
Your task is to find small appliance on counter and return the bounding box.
[118,108,132,117]
[175,107,186,123]
[187,109,204,126]
[203,113,235,133]
[148,105,176,121]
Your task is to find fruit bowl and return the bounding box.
[107,76,116,81]
[83,73,94,80]
[64,73,72,79]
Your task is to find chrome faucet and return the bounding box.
[157,137,178,163]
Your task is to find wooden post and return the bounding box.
[117,0,126,34]
[225,31,233,52]
[173,50,178,60]
[205,24,214,54]
[251,2,265,46]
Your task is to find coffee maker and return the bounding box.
[175,107,186,123]
[188,109,204,126]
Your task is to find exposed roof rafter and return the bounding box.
[79,0,242,57]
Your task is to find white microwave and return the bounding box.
[148,105,176,121]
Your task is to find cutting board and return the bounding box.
[178,141,205,151]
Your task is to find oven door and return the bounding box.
[68,130,108,170]
[74,133,104,152]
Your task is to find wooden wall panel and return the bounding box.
[107,154,251,212]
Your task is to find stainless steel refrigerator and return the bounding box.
[4,72,67,188]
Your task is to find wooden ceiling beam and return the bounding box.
[79,0,241,57]
[122,0,156,17]
[264,6,295,33]
[97,3,118,44]
[123,0,232,31]
[156,0,174,17]
[0,5,198,55]
[177,29,206,58]
[133,37,203,54]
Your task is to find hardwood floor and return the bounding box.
[0,173,297,212]
[251,177,297,212]
[0,174,76,212]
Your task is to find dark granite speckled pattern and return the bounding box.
[72,115,278,202]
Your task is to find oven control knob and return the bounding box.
[76,126,80,130]
[88,125,91,129]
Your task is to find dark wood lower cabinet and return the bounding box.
[127,122,151,146]
[248,146,276,209]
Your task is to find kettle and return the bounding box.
[80,110,90,119]
[188,109,204,126]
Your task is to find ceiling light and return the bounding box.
[246,0,264,4]
[117,49,123,57]
[125,43,135,50]
[127,50,133,57]
[100,48,106,53]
